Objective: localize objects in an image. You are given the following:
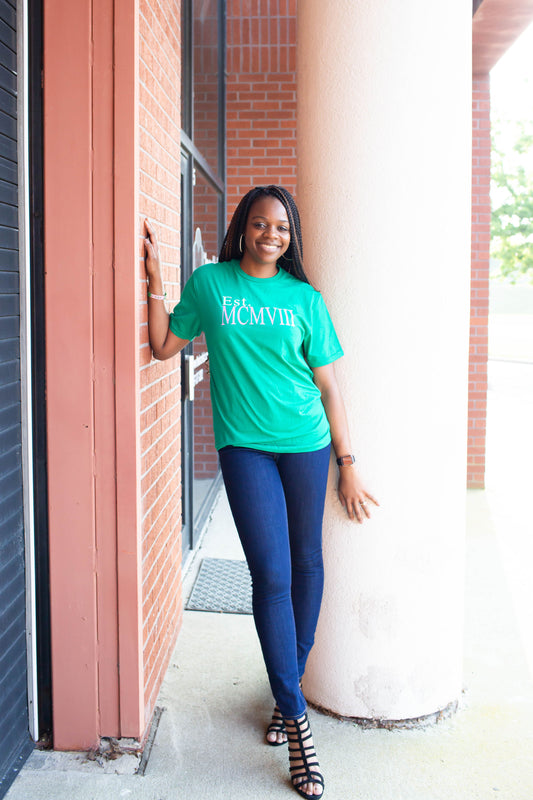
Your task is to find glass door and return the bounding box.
[190,171,221,529]
[180,159,224,554]
[180,0,225,555]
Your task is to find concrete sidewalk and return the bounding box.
[5,484,533,800]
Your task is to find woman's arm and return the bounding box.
[313,363,379,523]
[144,219,189,360]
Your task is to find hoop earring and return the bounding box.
[239,234,245,253]
[280,251,292,261]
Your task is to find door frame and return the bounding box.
[25,0,53,741]
[17,0,40,743]
[180,150,194,556]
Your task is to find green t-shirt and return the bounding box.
[169,259,344,452]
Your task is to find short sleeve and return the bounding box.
[168,272,203,341]
[303,291,344,367]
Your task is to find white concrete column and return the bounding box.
[298,1,472,720]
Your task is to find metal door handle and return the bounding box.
[185,351,208,401]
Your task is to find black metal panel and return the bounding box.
[0,0,33,796]
[28,0,51,741]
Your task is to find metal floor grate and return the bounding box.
[186,558,252,614]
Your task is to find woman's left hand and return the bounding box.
[311,363,379,523]
[338,467,379,523]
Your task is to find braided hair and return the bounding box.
[218,185,310,285]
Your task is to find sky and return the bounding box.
[489,20,533,199]
[490,20,533,122]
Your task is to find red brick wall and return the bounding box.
[468,75,491,488]
[138,0,183,720]
[226,0,297,218]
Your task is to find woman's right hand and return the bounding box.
[143,218,189,361]
[144,218,162,282]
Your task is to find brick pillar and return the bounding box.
[138,0,183,723]
[468,76,491,488]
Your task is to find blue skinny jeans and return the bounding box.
[218,443,331,719]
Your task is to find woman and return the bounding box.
[144,185,378,799]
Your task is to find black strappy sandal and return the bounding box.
[285,713,325,799]
[266,705,287,746]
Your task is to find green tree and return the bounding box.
[491,119,533,283]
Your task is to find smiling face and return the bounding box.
[240,195,291,277]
